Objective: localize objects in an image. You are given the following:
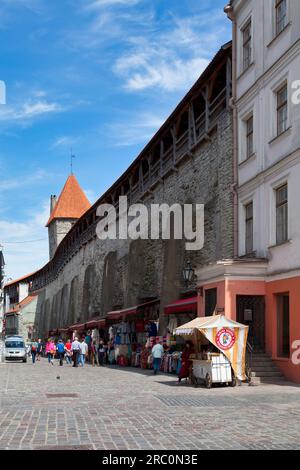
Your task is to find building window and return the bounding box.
[245,202,253,254]
[277,294,290,358]
[275,0,287,36]
[277,84,288,135]
[205,288,217,316]
[242,20,252,71]
[276,184,288,244]
[246,115,254,159]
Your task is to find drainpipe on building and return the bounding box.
[224,3,239,259]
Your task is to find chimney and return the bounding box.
[50,195,57,214]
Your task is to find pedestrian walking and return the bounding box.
[56,339,65,366]
[98,340,106,366]
[79,338,88,366]
[177,341,194,384]
[64,339,72,364]
[31,339,38,364]
[36,339,43,361]
[91,340,98,367]
[46,339,56,365]
[151,338,164,375]
[85,330,92,362]
[71,337,81,367]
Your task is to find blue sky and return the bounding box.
[0,0,231,280]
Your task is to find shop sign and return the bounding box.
[216,327,236,350]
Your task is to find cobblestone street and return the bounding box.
[0,359,299,450]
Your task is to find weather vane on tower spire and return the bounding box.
[70,149,75,175]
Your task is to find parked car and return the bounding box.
[4,336,27,362]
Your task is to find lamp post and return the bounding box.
[182,260,195,288]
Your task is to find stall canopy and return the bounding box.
[85,317,106,329]
[69,322,85,331]
[107,299,159,320]
[175,315,249,381]
[164,296,198,315]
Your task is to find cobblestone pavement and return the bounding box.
[0,359,299,450]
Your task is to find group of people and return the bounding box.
[30,334,194,383]
[151,338,194,384]
[30,335,107,368]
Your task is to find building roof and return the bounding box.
[19,294,37,308]
[46,174,91,227]
[4,272,37,288]
[5,294,37,314]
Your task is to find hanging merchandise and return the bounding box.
[92,328,100,342]
[146,321,158,337]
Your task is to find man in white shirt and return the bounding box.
[151,339,164,375]
[71,337,81,368]
[79,339,88,367]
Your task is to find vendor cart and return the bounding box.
[175,314,248,389]
[191,354,236,388]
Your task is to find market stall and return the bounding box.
[106,300,160,367]
[163,295,198,374]
[175,314,249,388]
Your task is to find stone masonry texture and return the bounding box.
[34,110,233,336]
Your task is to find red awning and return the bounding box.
[164,296,198,315]
[85,317,106,329]
[58,328,69,333]
[106,307,135,320]
[69,322,85,331]
[106,299,159,320]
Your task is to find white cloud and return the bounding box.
[0,169,49,192]
[52,135,79,149]
[116,55,209,92]
[0,99,64,124]
[96,9,229,92]
[0,201,49,280]
[86,0,141,10]
[76,0,229,93]
[107,111,166,147]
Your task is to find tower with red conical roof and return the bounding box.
[46,174,91,259]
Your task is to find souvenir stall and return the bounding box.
[57,328,71,341]
[84,317,107,344]
[162,295,198,375]
[175,314,249,388]
[69,321,86,339]
[48,329,59,341]
[106,300,160,367]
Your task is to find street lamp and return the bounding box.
[182,260,195,287]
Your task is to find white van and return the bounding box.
[5,336,27,362]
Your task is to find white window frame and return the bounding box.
[269,176,289,247]
[241,17,253,73]
[245,201,254,255]
[239,106,255,163]
[270,76,290,141]
[274,0,289,38]
[239,194,255,256]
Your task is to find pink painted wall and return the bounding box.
[197,281,225,317]
[224,279,266,320]
[265,276,300,384]
[197,276,300,383]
